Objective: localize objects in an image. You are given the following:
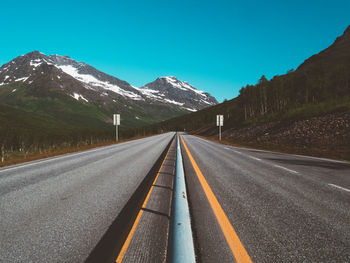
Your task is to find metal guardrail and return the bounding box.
[169,134,196,263]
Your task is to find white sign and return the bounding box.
[216,115,223,126]
[113,114,120,126]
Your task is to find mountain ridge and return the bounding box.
[0,51,217,112]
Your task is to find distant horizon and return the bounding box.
[1,0,349,102]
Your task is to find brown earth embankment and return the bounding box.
[196,111,350,161]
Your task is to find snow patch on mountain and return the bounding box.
[137,87,163,99]
[57,65,143,100]
[163,98,184,106]
[14,76,29,82]
[71,93,89,102]
[183,107,197,112]
[162,76,207,97]
[30,59,43,68]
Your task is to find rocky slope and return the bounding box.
[198,111,350,160]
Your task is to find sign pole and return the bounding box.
[113,114,120,142]
[216,115,223,141]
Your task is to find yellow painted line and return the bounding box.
[180,135,252,263]
[115,143,173,263]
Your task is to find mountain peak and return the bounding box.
[23,51,46,59]
[160,76,177,80]
[141,76,218,111]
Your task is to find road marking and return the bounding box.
[0,137,147,174]
[248,156,261,161]
[0,145,113,173]
[225,147,231,150]
[0,133,173,174]
[328,183,350,193]
[273,164,299,174]
[180,136,252,263]
[196,134,350,165]
[115,143,172,263]
[226,146,299,174]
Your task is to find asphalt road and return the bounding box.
[0,132,174,263]
[181,134,350,262]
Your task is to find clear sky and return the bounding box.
[1,0,349,102]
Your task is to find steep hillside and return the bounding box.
[142,25,350,159]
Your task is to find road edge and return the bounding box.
[85,134,175,263]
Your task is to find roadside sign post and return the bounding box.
[113,114,120,142]
[216,115,224,141]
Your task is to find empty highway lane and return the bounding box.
[180,134,350,263]
[0,133,174,263]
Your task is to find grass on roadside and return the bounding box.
[0,135,155,168]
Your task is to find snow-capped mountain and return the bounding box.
[0,51,218,127]
[0,51,217,110]
[0,51,143,102]
[139,76,218,111]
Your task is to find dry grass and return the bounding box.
[0,135,154,168]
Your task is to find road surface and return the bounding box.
[180,134,350,262]
[0,133,174,263]
[1,132,349,262]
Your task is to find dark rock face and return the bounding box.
[221,112,350,160]
[297,25,350,71]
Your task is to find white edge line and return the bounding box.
[194,135,350,165]
[228,146,299,174]
[273,164,299,174]
[0,133,172,174]
[328,183,350,193]
[249,156,262,161]
[194,135,303,174]
[0,146,110,173]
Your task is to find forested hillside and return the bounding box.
[142,26,350,159]
[147,26,350,132]
[238,25,350,120]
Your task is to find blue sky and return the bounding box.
[1,0,349,102]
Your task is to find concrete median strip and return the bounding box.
[114,134,196,263]
[168,135,196,263]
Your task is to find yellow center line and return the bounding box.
[180,135,252,263]
[115,142,173,263]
